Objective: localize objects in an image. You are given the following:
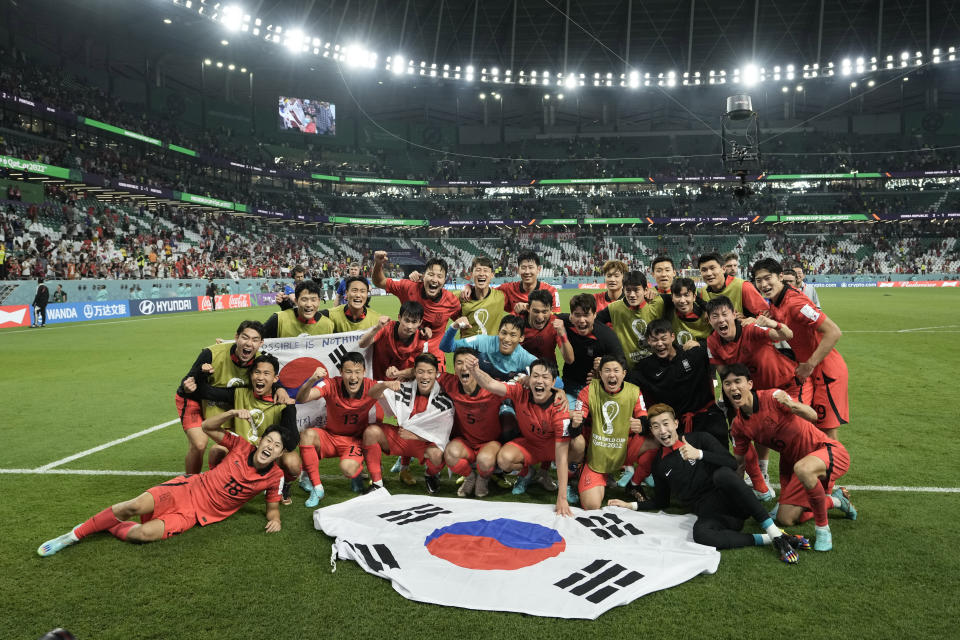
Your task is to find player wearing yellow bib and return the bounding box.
[596,271,665,366]
[262,280,334,338]
[697,253,768,318]
[457,256,506,338]
[319,276,382,332]
[666,277,713,345]
[566,355,656,511]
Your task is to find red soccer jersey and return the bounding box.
[311,377,380,437]
[575,384,647,436]
[439,372,503,447]
[384,278,461,358]
[371,321,428,380]
[521,314,563,362]
[191,431,284,526]
[731,390,837,466]
[768,286,844,372]
[593,290,622,313]
[707,322,798,391]
[504,383,571,444]
[499,280,561,313]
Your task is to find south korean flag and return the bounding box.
[314,490,720,619]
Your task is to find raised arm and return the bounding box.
[359,315,391,348]
[295,366,328,403]
[772,389,819,423]
[368,379,403,400]
[753,314,794,341]
[201,408,246,444]
[553,318,575,364]
[371,251,389,288]
[463,354,508,397]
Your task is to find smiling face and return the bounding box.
[422,264,446,298]
[250,361,278,396]
[699,259,724,289]
[794,267,805,283]
[673,285,696,315]
[646,329,676,360]
[471,264,493,292]
[234,328,263,364]
[498,324,524,355]
[528,299,552,330]
[721,373,754,410]
[296,290,321,319]
[653,261,676,291]
[753,268,784,299]
[649,411,680,448]
[253,429,286,468]
[414,361,438,395]
[707,305,737,340]
[527,364,555,403]
[623,284,644,307]
[345,281,369,312]
[339,360,366,395]
[517,259,541,286]
[599,360,626,393]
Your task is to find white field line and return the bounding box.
[34,419,179,471]
[845,324,960,333]
[0,309,252,335]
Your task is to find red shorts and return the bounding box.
[143,475,199,539]
[778,442,851,510]
[504,437,558,467]
[383,425,433,461]
[311,428,364,465]
[799,353,849,431]
[578,464,608,494]
[175,394,203,431]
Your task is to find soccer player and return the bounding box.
[176,320,268,474]
[568,355,656,511]
[498,250,561,314]
[38,409,297,556]
[464,356,573,514]
[440,347,506,498]
[607,403,806,564]
[296,353,397,505]
[595,271,664,367]
[560,294,625,407]
[457,256,506,337]
[665,277,712,344]
[722,365,857,551]
[439,314,537,381]
[336,262,364,305]
[519,289,575,365]
[262,280,334,338]
[359,301,429,381]
[594,260,628,312]
[318,275,381,332]
[275,265,306,311]
[723,253,740,278]
[651,255,677,295]
[752,258,848,438]
[362,354,453,493]
[373,251,460,367]
[697,253,768,318]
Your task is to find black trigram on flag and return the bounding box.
[431,392,454,412]
[377,503,451,526]
[554,559,644,603]
[575,513,643,540]
[327,344,350,371]
[398,383,414,406]
[344,541,399,573]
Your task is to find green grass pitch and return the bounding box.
[2,288,959,639]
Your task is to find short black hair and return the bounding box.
[236,320,265,338]
[651,255,675,270]
[697,253,723,268]
[569,293,597,314]
[251,353,280,374]
[398,300,425,322]
[720,362,753,381]
[529,358,558,380]
[262,422,298,452]
[295,280,323,298]
[527,289,553,309]
[453,346,480,363]
[470,256,494,271]
[499,314,524,333]
[291,265,306,276]
[517,251,540,267]
[670,277,698,296]
[343,275,370,292]
[424,257,449,276]
[339,351,366,369]
[704,295,735,316]
[414,352,439,371]
[751,257,783,280]
[598,354,628,370]
[624,270,648,289]
[645,318,674,339]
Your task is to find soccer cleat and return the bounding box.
[754,486,776,502]
[813,526,833,552]
[38,531,79,557]
[305,484,325,508]
[780,530,811,551]
[832,486,858,520]
[281,480,293,505]
[398,468,416,486]
[350,476,366,493]
[364,483,383,495]
[389,457,403,473]
[643,474,655,488]
[474,475,490,498]
[458,472,477,497]
[616,467,635,487]
[566,485,580,505]
[298,473,314,494]
[535,468,558,492]
[512,470,533,495]
[772,535,800,564]
[424,474,440,494]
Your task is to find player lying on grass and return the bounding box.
[295,352,398,506]
[38,410,298,556]
[721,364,857,552]
[607,403,808,564]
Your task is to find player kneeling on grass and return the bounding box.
[566,355,658,512]
[296,352,397,506]
[607,404,807,564]
[363,354,454,494]
[38,412,298,556]
[721,364,857,552]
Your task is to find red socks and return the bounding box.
[364,443,384,482]
[744,445,770,493]
[108,521,137,541]
[74,507,121,540]
[299,446,322,487]
[450,459,473,478]
[425,460,445,476]
[805,483,830,527]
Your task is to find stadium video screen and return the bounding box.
[278,96,336,135]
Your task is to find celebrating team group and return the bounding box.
[39,248,857,565]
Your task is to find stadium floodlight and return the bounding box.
[742,64,759,87]
[284,29,304,53]
[220,4,242,31]
[781,86,788,93]
[240,67,247,73]
[849,81,857,88]
[391,56,405,74]
[557,93,564,100]
[796,85,803,91]
[629,70,640,88]
[220,39,229,46]
[564,74,577,89]
[228,63,235,70]
[204,58,212,65]
[163,18,172,24]
[216,61,223,68]
[868,79,875,86]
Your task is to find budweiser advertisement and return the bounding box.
[197,294,253,310]
[877,280,959,288]
[0,305,31,328]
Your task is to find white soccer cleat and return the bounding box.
[38,530,79,557]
